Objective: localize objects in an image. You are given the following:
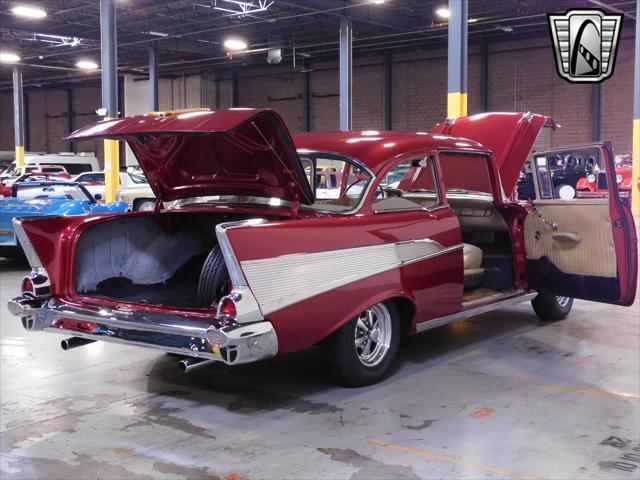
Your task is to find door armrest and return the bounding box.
[552,232,582,243]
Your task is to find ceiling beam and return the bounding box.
[586,0,635,20]
[278,0,424,30]
[0,14,216,57]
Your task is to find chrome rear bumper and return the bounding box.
[8,295,278,365]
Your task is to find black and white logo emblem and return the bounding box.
[548,9,623,83]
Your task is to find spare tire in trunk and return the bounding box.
[197,245,230,307]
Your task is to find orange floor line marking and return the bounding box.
[514,378,640,401]
[369,439,538,480]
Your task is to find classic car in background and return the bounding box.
[0,172,68,197]
[517,149,597,200]
[8,109,637,387]
[73,170,150,203]
[0,181,128,258]
[576,153,633,201]
[116,171,155,211]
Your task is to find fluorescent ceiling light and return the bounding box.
[76,60,99,70]
[468,17,478,23]
[436,7,450,19]
[148,31,169,37]
[0,52,21,63]
[372,0,385,4]
[224,38,248,51]
[11,5,47,18]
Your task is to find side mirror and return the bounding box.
[94,193,102,200]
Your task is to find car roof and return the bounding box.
[292,131,489,175]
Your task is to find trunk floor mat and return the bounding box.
[85,277,199,308]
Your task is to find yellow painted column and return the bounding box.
[103,136,120,204]
[15,145,24,168]
[632,118,640,214]
[447,92,468,120]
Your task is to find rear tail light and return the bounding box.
[217,297,237,319]
[21,269,51,298]
[21,277,34,294]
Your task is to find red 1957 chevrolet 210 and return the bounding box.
[8,109,637,386]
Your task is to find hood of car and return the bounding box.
[432,112,555,195]
[67,108,314,205]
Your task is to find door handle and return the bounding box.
[552,232,582,243]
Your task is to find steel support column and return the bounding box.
[303,70,311,132]
[479,40,488,112]
[101,0,119,203]
[339,16,352,131]
[232,70,239,107]
[384,54,393,130]
[447,0,468,119]
[633,0,640,214]
[12,66,25,168]
[592,83,601,142]
[149,44,159,111]
[67,88,75,152]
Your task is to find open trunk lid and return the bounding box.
[432,112,554,195]
[67,108,314,204]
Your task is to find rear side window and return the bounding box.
[437,153,493,196]
[373,157,441,212]
[299,153,372,212]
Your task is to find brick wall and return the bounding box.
[0,33,636,158]
[0,85,102,162]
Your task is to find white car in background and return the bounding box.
[73,171,153,208]
[115,172,155,211]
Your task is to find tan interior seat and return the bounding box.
[463,243,484,291]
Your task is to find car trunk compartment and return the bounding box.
[74,212,275,308]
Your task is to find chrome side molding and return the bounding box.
[416,290,537,333]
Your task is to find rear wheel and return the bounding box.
[532,294,573,321]
[323,301,400,387]
[197,245,230,307]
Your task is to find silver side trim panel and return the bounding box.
[12,218,43,268]
[416,290,537,333]
[241,240,463,315]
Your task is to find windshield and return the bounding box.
[129,173,148,184]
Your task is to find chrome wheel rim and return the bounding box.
[354,303,392,367]
[556,296,570,307]
[139,201,155,211]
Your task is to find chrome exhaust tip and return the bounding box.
[177,357,215,373]
[61,337,96,351]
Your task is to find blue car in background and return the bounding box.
[0,181,128,258]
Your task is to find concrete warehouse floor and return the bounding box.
[0,257,638,480]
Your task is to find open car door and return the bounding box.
[525,143,637,305]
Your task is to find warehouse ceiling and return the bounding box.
[0,0,637,89]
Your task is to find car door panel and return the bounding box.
[525,143,637,305]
